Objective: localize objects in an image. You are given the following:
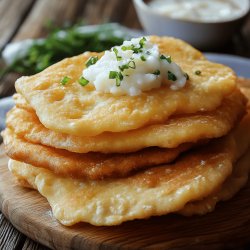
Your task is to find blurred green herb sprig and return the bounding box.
[0,23,131,78]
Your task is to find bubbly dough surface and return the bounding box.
[8,111,250,226]
[15,36,236,136]
[8,149,232,226]
[9,89,246,153]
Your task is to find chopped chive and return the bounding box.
[109,71,123,86]
[86,56,98,67]
[128,60,136,69]
[184,72,189,80]
[78,76,89,86]
[140,55,146,61]
[121,42,144,54]
[119,60,136,71]
[132,46,142,54]
[109,71,118,79]
[153,70,161,75]
[119,64,129,71]
[168,71,177,81]
[121,45,133,51]
[60,76,71,85]
[160,54,172,63]
[116,72,123,86]
[195,70,201,75]
[117,37,147,57]
[139,37,147,48]
[113,48,122,61]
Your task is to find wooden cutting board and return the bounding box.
[0,144,250,250]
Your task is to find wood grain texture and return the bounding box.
[0,147,250,250]
[0,213,25,250]
[0,0,35,51]
[12,0,88,41]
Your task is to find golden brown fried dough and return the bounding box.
[15,36,236,136]
[9,112,250,226]
[180,147,250,216]
[13,93,33,111]
[8,89,246,153]
[2,128,191,180]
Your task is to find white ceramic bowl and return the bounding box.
[133,0,250,49]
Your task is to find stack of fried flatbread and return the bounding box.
[2,36,250,226]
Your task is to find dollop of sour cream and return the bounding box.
[149,0,246,23]
[82,37,187,96]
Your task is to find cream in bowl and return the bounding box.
[133,0,250,49]
[149,0,247,23]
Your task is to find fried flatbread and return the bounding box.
[15,36,236,136]
[237,77,250,88]
[240,87,250,110]
[179,98,250,216]
[8,89,246,153]
[13,93,33,111]
[2,128,191,180]
[179,147,250,216]
[7,112,250,226]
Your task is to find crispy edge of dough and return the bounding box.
[15,37,236,137]
[179,146,250,216]
[1,128,192,180]
[9,88,246,153]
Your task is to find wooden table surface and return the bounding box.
[0,0,250,249]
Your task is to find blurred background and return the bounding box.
[0,0,250,97]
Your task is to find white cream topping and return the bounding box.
[149,0,247,23]
[82,37,187,96]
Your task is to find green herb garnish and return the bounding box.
[78,76,89,86]
[122,44,141,54]
[153,70,161,75]
[168,71,177,81]
[119,60,136,71]
[60,76,71,85]
[113,48,122,61]
[109,71,124,86]
[0,23,128,79]
[140,55,146,61]
[139,37,147,48]
[195,70,201,75]
[121,37,147,54]
[160,54,172,63]
[121,45,133,51]
[128,60,136,69]
[86,56,98,67]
